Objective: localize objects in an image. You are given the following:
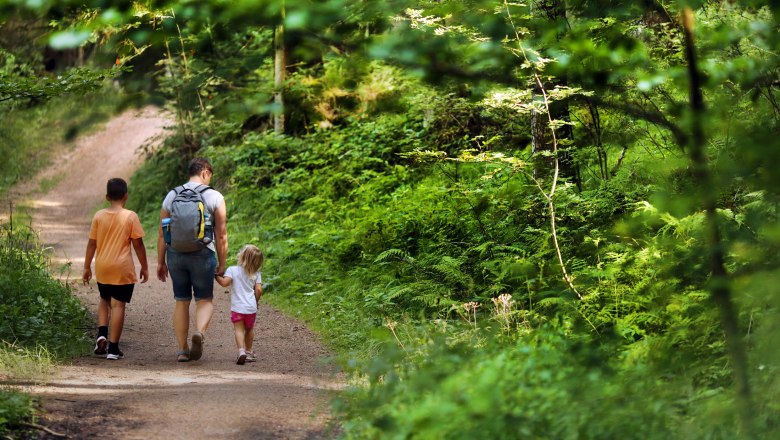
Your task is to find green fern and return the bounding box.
[428,256,471,289]
[536,296,570,309]
[374,248,414,264]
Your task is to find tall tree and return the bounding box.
[274,1,286,134]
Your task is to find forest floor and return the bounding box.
[8,107,342,439]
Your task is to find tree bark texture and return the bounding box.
[274,16,286,134]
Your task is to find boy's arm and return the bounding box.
[83,239,97,284]
[157,208,170,282]
[254,282,263,301]
[215,274,232,288]
[132,237,149,283]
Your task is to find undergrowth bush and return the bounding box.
[336,323,780,439]
[337,328,676,440]
[0,224,90,437]
[0,388,34,436]
[0,225,90,358]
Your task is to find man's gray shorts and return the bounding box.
[166,248,217,301]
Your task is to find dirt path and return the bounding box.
[11,107,341,439]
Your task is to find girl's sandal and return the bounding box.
[176,350,190,362]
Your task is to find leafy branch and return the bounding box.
[0,67,118,105]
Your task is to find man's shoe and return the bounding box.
[94,336,107,355]
[190,332,204,361]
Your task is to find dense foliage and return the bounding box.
[0,225,91,358]
[2,0,779,438]
[0,224,91,435]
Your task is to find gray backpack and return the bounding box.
[168,185,213,253]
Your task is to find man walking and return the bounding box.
[157,158,228,362]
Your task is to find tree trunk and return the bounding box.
[682,8,754,437]
[273,5,286,134]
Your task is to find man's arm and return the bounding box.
[157,208,170,282]
[214,199,228,276]
[132,237,149,283]
[83,239,97,284]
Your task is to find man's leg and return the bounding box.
[174,300,191,352]
[189,249,216,361]
[194,299,214,334]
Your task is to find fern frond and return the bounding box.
[428,256,471,287]
[374,248,414,264]
[536,297,569,309]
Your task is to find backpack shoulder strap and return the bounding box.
[196,185,213,194]
[173,185,185,195]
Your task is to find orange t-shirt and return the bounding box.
[88,208,145,285]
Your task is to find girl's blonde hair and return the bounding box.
[237,244,264,275]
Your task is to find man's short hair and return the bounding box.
[107,178,128,201]
[188,158,213,177]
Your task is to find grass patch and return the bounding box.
[37,174,64,194]
[0,388,35,435]
[0,342,53,383]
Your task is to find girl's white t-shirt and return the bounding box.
[224,265,261,314]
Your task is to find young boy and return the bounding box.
[83,178,148,360]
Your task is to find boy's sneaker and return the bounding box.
[106,349,124,360]
[94,336,107,355]
[246,351,257,362]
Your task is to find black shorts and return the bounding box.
[97,283,134,303]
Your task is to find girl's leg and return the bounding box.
[109,298,126,343]
[233,321,246,351]
[245,327,254,353]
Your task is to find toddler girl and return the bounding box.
[215,244,264,364]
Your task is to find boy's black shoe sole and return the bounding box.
[94,336,107,355]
